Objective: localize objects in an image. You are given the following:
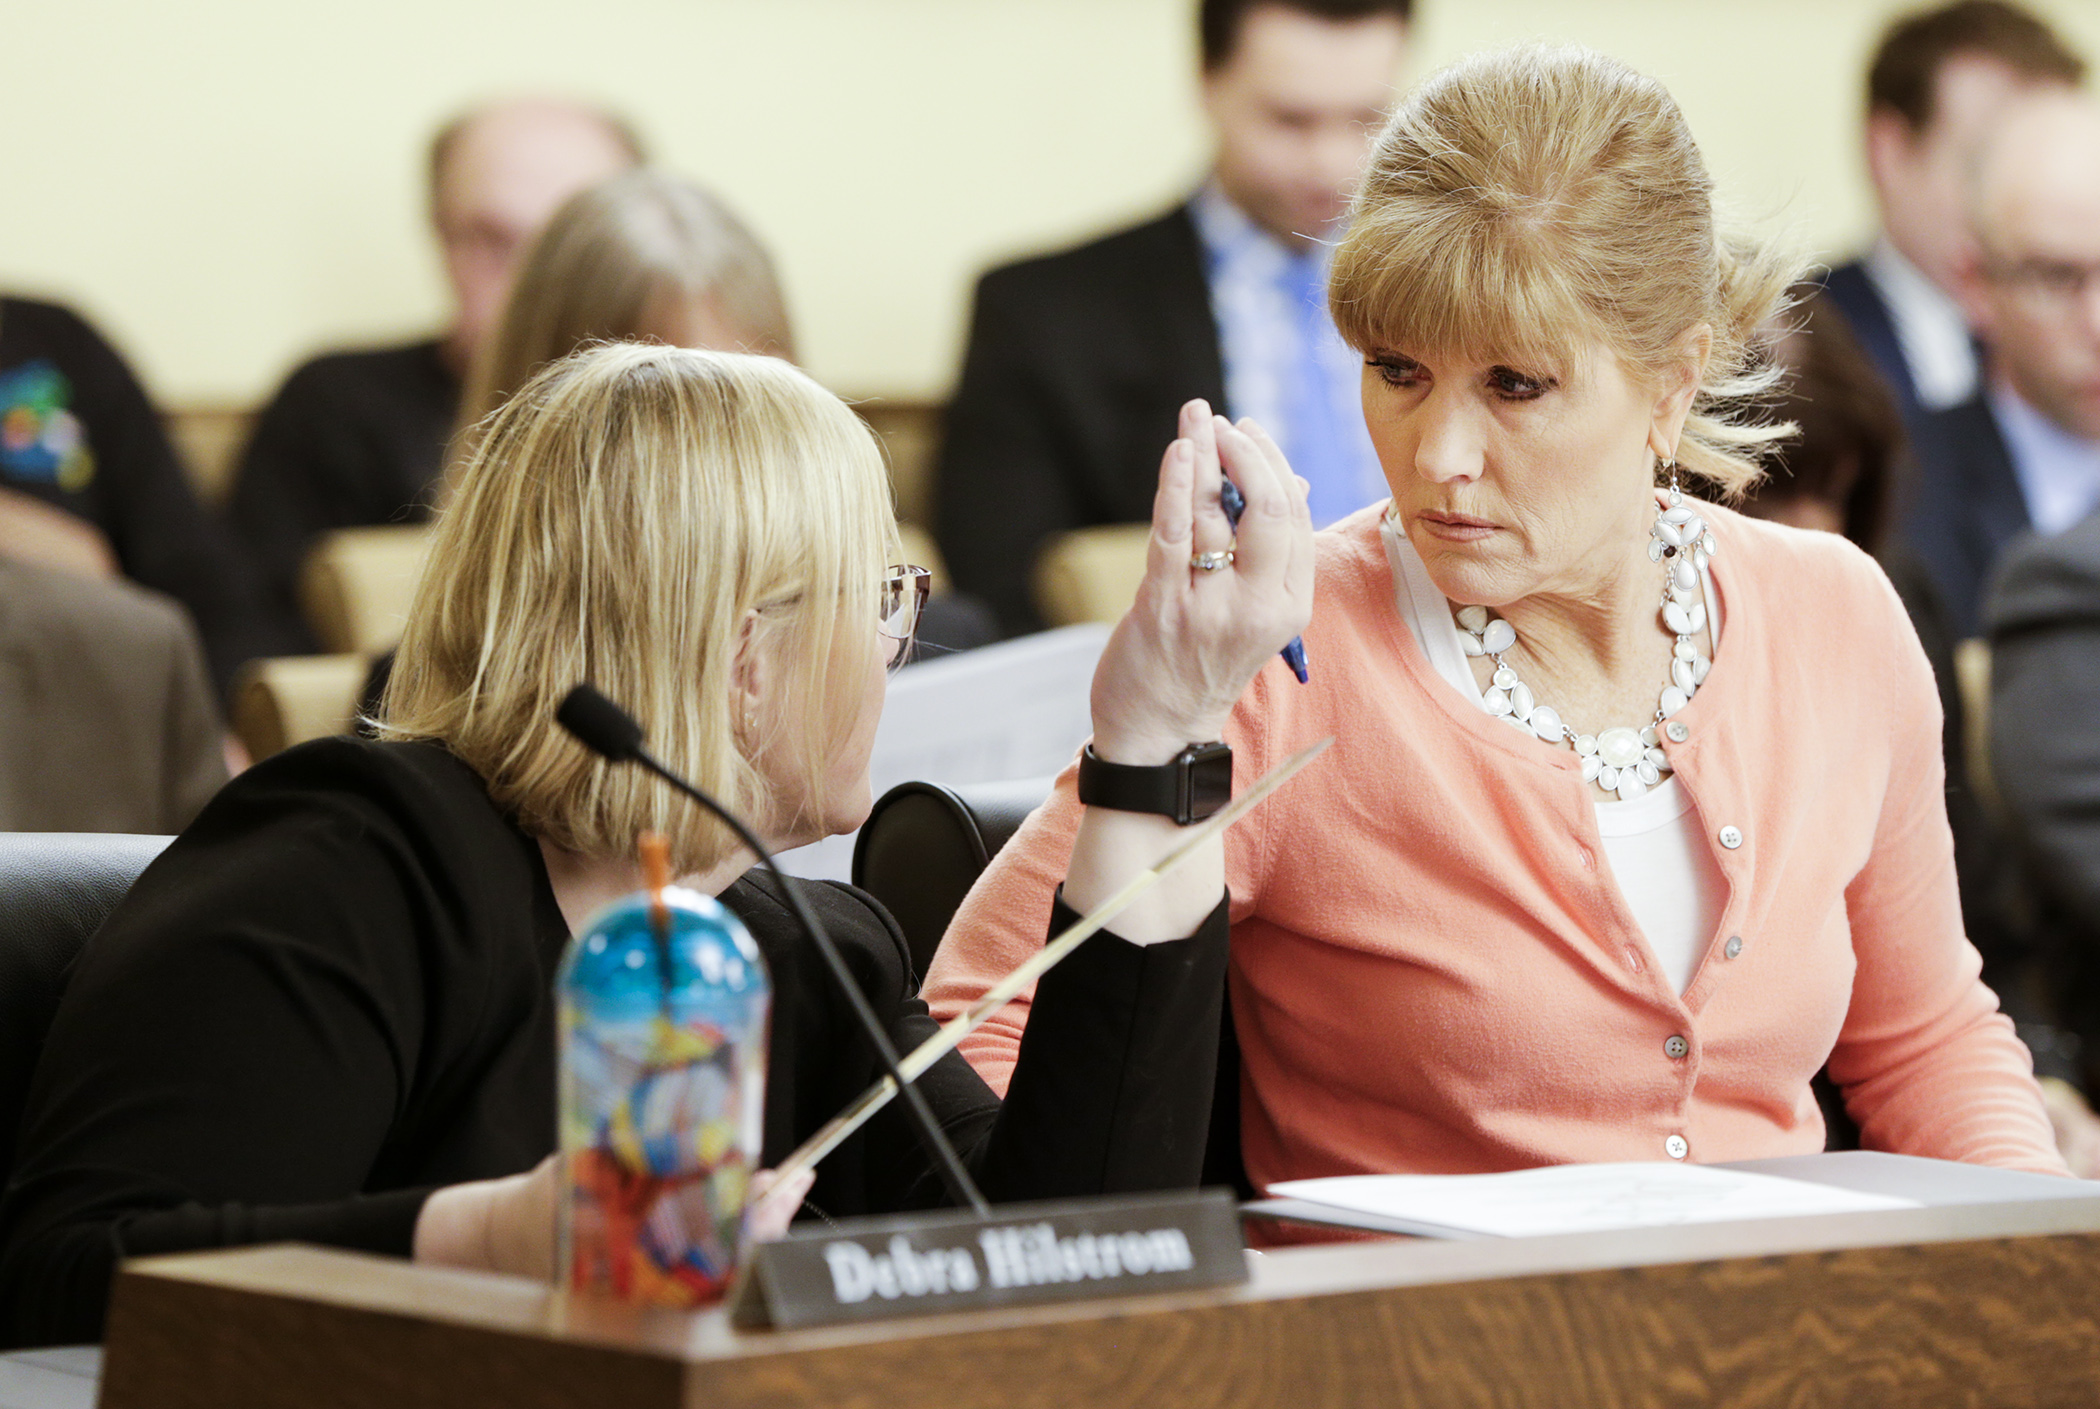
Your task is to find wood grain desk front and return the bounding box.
[96,1192,2100,1408]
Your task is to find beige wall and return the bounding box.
[3,0,2096,409]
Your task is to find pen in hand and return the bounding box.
[1219,477,1310,684]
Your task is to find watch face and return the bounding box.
[1184,741,1234,821]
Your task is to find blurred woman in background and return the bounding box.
[361,169,990,719]
[445,167,990,657]
[1739,290,1903,549]
[455,167,794,441]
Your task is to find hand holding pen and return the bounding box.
[1087,400,1314,771]
[1220,475,1310,684]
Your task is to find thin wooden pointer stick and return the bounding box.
[761,736,1332,1194]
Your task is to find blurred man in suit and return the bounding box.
[937,0,1410,636]
[1824,1,2082,428]
[1906,92,2100,638]
[229,98,642,659]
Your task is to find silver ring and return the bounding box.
[1190,549,1233,572]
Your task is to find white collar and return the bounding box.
[1862,237,1957,320]
[1862,236,1978,410]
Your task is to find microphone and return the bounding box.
[555,686,645,761]
[556,683,991,1218]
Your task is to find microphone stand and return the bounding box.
[558,686,990,1218]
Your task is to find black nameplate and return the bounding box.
[728,1188,1247,1329]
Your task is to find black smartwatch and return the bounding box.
[1077,741,1233,824]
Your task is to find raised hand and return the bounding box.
[1062,401,1314,946]
[1090,399,1315,767]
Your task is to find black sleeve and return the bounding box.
[0,769,443,1348]
[934,271,1087,638]
[858,886,1230,1211]
[1990,531,2100,1083]
[50,309,258,694]
[1885,547,2039,1020]
[1991,540,2100,924]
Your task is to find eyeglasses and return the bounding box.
[879,565,932,671]
[1986,254,2100,312]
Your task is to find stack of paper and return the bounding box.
[1266,1162,1921,1240]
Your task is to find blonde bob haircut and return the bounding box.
[1330,44,1804,496]
[380,341,898,876]
[457,168,794,463]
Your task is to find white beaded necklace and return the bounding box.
[1456,488,1716,802]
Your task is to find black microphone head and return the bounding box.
[557,684,645,761]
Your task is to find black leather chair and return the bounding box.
[852,777,1054,981]
[0,833,170,1184]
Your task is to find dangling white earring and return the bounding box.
[1646,458,1716,589]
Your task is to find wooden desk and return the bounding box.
[98,1195,2100,1408]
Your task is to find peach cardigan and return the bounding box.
[925,502,2068,1183]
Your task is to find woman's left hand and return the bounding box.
[2040,1077,2100,1178]
[413,1153,561,1281]
[744,1166,816,1241]
[1090,400,1315,766]
[414,1156,816,1281]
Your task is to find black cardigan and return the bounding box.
[0,738,1227,1346]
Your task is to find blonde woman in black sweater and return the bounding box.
[0,342,1314,1346]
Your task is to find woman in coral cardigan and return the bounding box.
[925,45,2069,1185]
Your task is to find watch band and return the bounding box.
[1077,741,1233,825]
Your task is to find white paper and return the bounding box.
[776,624,1108,880]
[1268,1162,1921,1239]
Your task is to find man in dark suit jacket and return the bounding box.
[938,0,1410,636]
[1820,3,2081,427]
[1903,393,2028,638]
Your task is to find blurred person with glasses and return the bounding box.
[1903,91,2100,637]
[229,99,644,667]
[1979,95,2100,1176]
[1823,2,2084,430]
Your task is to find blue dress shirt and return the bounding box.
[1992,381,2100,536]
[1189,185,1385,528]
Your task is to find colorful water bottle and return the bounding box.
[558,833,771,1305]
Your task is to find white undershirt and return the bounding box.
[1863,237,1978,413]
[1379,513,1728,994]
